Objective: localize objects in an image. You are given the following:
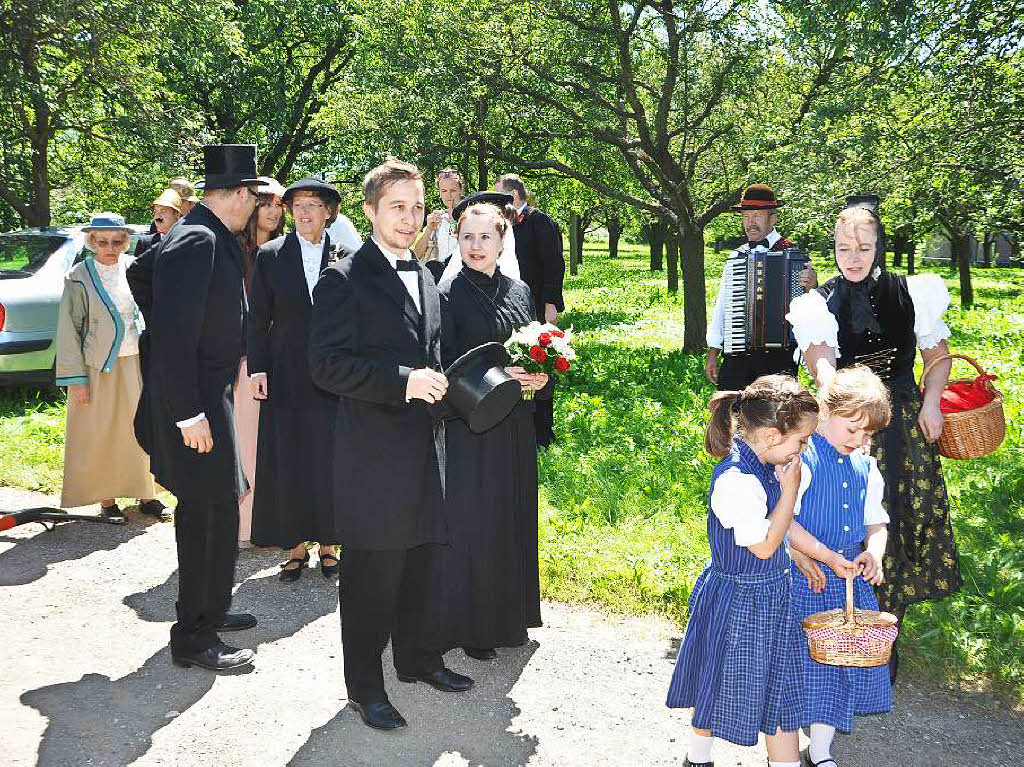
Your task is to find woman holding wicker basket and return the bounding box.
[786,202,961,688]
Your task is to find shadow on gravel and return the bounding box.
[0,512,152,586]
[290,642,540,767]
[21,561,339,767]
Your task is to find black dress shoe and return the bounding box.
[139,499,171,519]
[279,551,309,582]
[216,613,257,632]
[171,641,254,671]
[800,748,838,767]
[463,646,497,660]
[100,503,123,518]
[396,667,474,692]
[349,700,407,730]
[320,551,340,578]
[683,759,713,767]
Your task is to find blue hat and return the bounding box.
[83,213,129,232]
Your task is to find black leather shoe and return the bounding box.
[171,641,254,671]
[349,700,407,730]
[800,748,837,767]
[216,613,257,632]
[279,551,310,582]
[100,503,123,519]
[683,759,713,767]
[320,551,340,578]
[139,499,171,520]
[396,667,474,692]
[463,646,497,661]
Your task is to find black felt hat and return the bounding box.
[442,342,522,433]
[283,176,342,205]
[194,144,261,190]
[452,192,514,222]
[844,194,881,214]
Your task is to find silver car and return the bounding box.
[0,225,149,385]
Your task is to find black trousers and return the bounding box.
[170,497,239,651]
[533,387,555,447]
[717,349,799,391]
[340,544,443,703]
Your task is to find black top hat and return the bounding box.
[283,176,342,205]
[452,192,514,222]
[844,194,881,214]
[730,183,785,211]
[195,144,261,190]
[442,342,522,433]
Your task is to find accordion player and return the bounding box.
[722,248,810,354]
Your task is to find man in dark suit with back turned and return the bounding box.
[129,144,260,671]
[494,173,564,446]
[309,158,473,732]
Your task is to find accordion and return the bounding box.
[721,248,809,354]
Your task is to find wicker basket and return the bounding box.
[920,353,1006,460]
[802,575,898,667]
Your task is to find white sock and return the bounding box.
[768,762,800,767]
[687,730,713,762]
[809,722,837,763]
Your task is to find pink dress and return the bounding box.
[234,357,261,543]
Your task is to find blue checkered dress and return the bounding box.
[666,440,803,746]
[792,433,892,731]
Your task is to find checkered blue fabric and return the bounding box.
[666,441,803,747]
[792,433,892,730]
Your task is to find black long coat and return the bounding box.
[308,239,447,550]
[511,206,565,318]
[129,204,246,502]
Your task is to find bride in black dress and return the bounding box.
[435,202,548,660]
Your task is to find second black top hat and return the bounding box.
[196,144,261,190]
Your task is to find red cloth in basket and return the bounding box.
[940,375,998,414]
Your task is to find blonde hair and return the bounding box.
[705,374,819,457]
[455,203,508,240]
[818,365,891,432]
[835,207,877,244]
[363,157,423,209]
[85,230,130,254]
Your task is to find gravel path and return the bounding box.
[2,486,1021,766]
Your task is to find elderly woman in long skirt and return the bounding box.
[55,213,165,518]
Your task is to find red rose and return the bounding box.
[538,332,552,346]
[528,345,546,362]
[551,329,565,338]
[555,357,570,373]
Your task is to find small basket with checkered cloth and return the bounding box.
[802,574,899,667]
[920,352,1006,460]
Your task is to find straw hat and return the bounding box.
[152,188,183,213]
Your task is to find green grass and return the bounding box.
[1,241,1021,697]
[0,254,30,271]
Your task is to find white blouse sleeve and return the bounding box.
[863,456,889,525]
[792,463,813,516]
[906,273,951,350]
[706,270,727,349]
[709,468,771,546]
[786,291,840,357]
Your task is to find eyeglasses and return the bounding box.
[91,237,126,248]
[291,200,326,212]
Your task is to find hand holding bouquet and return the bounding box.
[505,322,577,399]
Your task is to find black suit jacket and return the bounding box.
[131,204,246,501]
[512,206,565,318]
[247,231,336,408]
[308,239,446,550]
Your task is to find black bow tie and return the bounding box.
[395,259,418,272]
[748,238,770,249]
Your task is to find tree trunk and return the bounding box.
[679,224,707,352]
[982,233,994,267]
[907,240,916,275]
[27,107,51,227]
[476,140,488,191]
[649,221,664,271]
[891,232,905,268]
[665,227,678,294]
[950,232,974,307]
[569,213,580,276]
[608,217,621,259]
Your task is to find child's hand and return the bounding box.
[774,455,802,495]
[853,551,884,586]
[826,551,857,579]
[791,549,826,593]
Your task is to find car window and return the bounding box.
[0,235,68,278]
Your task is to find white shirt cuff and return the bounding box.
[249,371,267,378]
[176,412,206,428]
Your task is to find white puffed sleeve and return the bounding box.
[706,270,727,349]
[786,291,840,358]
[906,273,951,350]
[792,463,813,517]
[710,468,770,546]
[863,456,889,525]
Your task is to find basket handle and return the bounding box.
[919,352,990,394]
[844,574,855,625]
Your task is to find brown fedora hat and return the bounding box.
[731,183,785,211]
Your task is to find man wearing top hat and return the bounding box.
[129,144,260,671]
[704,183,817,391]
[309,157,473,732]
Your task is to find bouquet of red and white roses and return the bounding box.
[505,322,577,396]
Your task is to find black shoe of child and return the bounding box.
[683,759,713,767]
[801,747,838,767]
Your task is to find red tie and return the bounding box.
[516,213,525,224]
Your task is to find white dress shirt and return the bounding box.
[296,231,325,299]
[372,236,421,313]
[707,228,783,349]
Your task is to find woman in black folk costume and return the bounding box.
[435,200,549,660]
[787,201,960,683]
[247,178,342,579]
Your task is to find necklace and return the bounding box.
[464,270,501,306]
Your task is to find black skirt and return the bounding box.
[250,401,339,548]
[427,401,542,649]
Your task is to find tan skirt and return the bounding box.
[60,355,157,507]
[233,357,261,542]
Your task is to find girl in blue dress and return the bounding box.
[668,375,820,767]
[787,366,893,767]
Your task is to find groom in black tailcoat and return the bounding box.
[129,145,260,671]
[309,158,473,731]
